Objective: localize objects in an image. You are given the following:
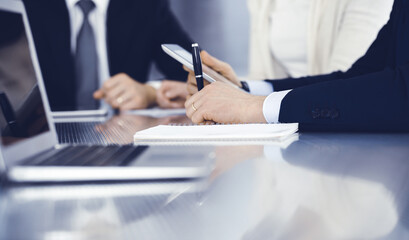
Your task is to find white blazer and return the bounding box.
[247,0,394,80]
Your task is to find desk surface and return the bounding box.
[1,113,409,240]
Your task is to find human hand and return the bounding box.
[156,80,188,109]
[185,81,267,124]
[185,51,241,96]
[93,73,157,110]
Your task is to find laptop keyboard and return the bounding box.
[55,122,119,145]
[21,145,149,167]
[56,121,137,145]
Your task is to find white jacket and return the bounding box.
[247,0,393,79]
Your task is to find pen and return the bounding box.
[191,43,204,91]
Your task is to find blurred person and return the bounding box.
[23,0,192,111]
[157,0,393,107]
[248,0,393,79]
[184,0,409,132]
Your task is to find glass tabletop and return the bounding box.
[1,133,409,240]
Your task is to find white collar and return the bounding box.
[66,0,110,14]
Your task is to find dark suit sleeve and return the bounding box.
[278,64,409,132]
[151,0,193,81]
[268,7,394,92]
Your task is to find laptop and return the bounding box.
[0,0,214,183]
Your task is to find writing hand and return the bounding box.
[184,51,241,97]
[185,81,266,124]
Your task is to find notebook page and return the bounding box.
[134,123,298,142]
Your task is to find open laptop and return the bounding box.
[0,0,214,183]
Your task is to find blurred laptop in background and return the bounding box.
[0,0,213,183]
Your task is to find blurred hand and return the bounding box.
[185,81,266,124]
[156,80,188,109]
[93,73,157,110]
[184,51,241,96]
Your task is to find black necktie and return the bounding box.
[75,0,99,110]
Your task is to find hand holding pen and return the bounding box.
[192,43,204,91]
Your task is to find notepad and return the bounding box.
[133,123,298,144]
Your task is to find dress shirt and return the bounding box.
[65,0,110,87]
[231,0,310,123]
[247,80,291,123]
[269,0,310,78]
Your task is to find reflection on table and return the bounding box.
[55,112,192,145]
[1,133,409,239]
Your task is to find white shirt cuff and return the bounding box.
[263,90,292,123]
[246,80,274,96]
[147,80,161,90]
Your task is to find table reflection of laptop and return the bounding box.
[0,1,213,182]
[51,108,109,118]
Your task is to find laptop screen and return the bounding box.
[0,9,50,147]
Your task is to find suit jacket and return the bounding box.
[23,0,192,111]
[268,0,409,132]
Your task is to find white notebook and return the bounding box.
[133,123,298,145]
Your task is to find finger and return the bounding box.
[187,72,200,93]
[159,95,186,109]
[190,105,209,124]
[103,85,129,108]
[185,89,204,111]
[185,95,196,119]
[158,80,172,91]
[165,84,186,99]
[169,100,185,109]
[183,65,194,74]
[185,92,206,119]
[186,102,198,119]
[163,99,185,109]
[119,97,145,111]
[105,85,126,105]
[165,89,178,99]
[156,91,172,108]
[185,83,213,109]
[102,75,122,91]
[116,90,135,107]
[105,96,119,109]
[187,72,197,85]
[157,83,176,106]
[203,120,216,125]
[156,91,166,106]
[159,82,177,98]
[119,101,136,111]
[156,86,165,99]
[93,89,105,99]
[185,91,197,111]
[201,51,229,73]
[187,82,198,95]
[104,91,128,109]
